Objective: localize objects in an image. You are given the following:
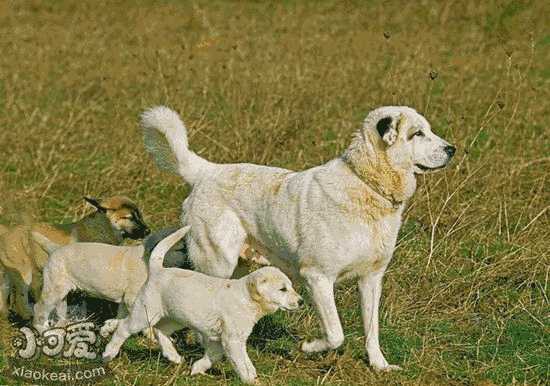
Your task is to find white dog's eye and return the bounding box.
[412,131,424,138]
[280,287,287,292]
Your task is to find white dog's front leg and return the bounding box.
[300,271,344,353]
[222,336,257,385]
[359,272,401,371]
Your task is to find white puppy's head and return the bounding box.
[246,267,302,314]
[364,106,456,174]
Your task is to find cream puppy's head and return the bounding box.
[246,267,302,314]
[365,106,456,174]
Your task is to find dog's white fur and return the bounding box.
[32,233,148,334]
[142,105,454,370]
[103,226,301,385]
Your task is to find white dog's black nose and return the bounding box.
[444,145,456,157]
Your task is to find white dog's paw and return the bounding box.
[165,351,182,364]
[371,362,402,372]
[301,339,331,353]
[190,358,211,375]
[240,369,258,385]
[368,351,402,372]
[100,320,118,338]
[102,350,116,363]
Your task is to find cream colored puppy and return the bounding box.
[142,105,455,371]
[32,234,147,333]
[103,226,302,385]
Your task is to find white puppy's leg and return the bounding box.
[359,272,401,371]
[154,319,183,364]
[33,275,72,332]
[222,334,257,385]
[101,303,129,338]
[54,300,68,326]
[103,297,161,361]
[191,334,224,375]
[100,319,120,338]
[301,271,344,353]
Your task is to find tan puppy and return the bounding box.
[0,196,149,319]
[103,227,302,385]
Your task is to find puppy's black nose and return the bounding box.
[444,145,456,157]
[298,298,304,306]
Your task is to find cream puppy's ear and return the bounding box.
[376,114,406,146]
[246,273,266,304]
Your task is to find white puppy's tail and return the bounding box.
[141,106,209,185]
[149,226,191,274]
[31,232,62,254]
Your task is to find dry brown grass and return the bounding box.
[0,1,548,385]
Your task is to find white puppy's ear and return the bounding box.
[376,115,402,146]
[247,273,269,303]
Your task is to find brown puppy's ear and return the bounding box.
[83,197,107,213]
[376,115,399,146]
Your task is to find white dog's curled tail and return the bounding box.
[31,232,61,254]
[141,106,209,185]
[149,226,191,274]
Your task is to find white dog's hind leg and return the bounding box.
[190,334,224,375]
[359,272,401,371]
[188,211,246,278]
[300,271,344,353]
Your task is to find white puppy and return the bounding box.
[142,105,455,371]
[103,226,302,385]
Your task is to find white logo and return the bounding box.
[12,322,97,360]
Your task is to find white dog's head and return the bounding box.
[246,267,302,314]
[343,106,455,204]
[365,106,455,174]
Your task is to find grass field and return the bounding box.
[0,1,548,385]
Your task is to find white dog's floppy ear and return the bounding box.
[376,115,402,146]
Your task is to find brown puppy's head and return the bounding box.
[84,196,150,239]
[246,267,302,314]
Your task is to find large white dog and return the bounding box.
[142,105,455,370]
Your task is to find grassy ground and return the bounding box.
[0,0,548,385]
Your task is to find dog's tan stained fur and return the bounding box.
[343,125,416,208]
